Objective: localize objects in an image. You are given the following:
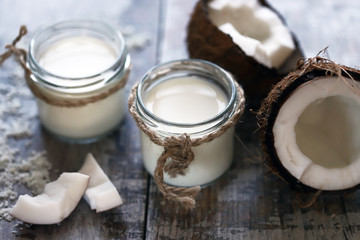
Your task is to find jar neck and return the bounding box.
[136,59,239,137]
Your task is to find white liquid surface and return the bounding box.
[141,76,234,187]
[144,76,228,124]
[39,36,117,78]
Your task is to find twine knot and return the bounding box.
[154,133,200,210]
[163,134,194,177]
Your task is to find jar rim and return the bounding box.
[136,59,238,128]
[28,19,128,90]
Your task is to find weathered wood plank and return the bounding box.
[0,0,159,239]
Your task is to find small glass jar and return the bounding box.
[27,20,131,142]
[134,59,244,187]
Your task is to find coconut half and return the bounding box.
[187,0,303,106]
[258,57,360,192]
[79,153,123,213]
[11,172,89,224]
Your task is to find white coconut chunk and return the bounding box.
[79,153,123,212]
[219,23,270,66]
[254,7,282,27]
[10,172,89,224]
[209,0,257,10]
[208,0,295,69]
[273,77,360,190]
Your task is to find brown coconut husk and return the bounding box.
[257,52,360,193]
[186,0,303,109]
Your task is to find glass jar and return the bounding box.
[133,59,244,187]
[27,20,131,142]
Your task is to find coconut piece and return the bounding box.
[10,172,89,224]
[258,55,360,193]
[79,153,123,212]
[187,0,303,107]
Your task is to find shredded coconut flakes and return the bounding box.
[0,64,52,222]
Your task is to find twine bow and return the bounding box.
[0,26,29,71]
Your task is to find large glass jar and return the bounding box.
[132,59,245,187]
[27,20,131,142]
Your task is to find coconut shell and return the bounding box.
[186,0,303,109]
[257,56,360,193]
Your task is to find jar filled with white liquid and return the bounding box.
[27,20,131,142]
[130,59,245,188]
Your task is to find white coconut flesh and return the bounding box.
[79,153,123,212]
[208,0,295,69]
[273,76,360,190]
[10,172,89,224]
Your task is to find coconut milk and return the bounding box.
[144,76,228,123]
[141,76,234,187]
[39,36,117,78]
[36,90,125,140]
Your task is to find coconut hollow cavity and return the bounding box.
[187,0,303,106]
[258,54,360,193]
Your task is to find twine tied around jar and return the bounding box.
[128,81,245,209]
[0,26,130,107]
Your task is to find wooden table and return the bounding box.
[1,0,360,239]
